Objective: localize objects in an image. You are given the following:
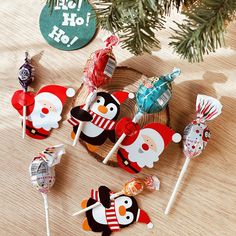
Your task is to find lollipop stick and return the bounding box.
[103,113,142,164]
[72,91,96,146]
[22,105,27,139]
[165,157,191,215]
[72,191,123,216]
[72,201,100,216]
[72,103,89,146]
[42,193,51,236]
[103,133,127,164]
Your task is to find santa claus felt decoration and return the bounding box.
[116,118,182,174]
[12,85,75,139]
[68,91,134,151]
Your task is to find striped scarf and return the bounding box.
[68,107,116,131]
[91,189,120,232]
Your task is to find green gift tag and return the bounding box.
[39,0,97,51]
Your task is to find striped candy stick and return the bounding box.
[72,175,160,216]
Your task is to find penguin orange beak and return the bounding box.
[98,105,108,114]
[119,205,126,216]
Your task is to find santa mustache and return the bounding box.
[29,101,61,131]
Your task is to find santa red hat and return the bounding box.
[144,123,181,147]
[111,91,134,105]
[136,209,153,229]
[35,85,75,112]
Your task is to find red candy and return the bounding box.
[83,35,119,92]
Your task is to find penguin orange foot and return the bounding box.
[81,199,88,209]
[86,143,99,152]
[82,218,91,231]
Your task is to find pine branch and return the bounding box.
[170,0,236,62]
[93,0,165,55]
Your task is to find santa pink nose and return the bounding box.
[42,107,49,114]
[142,143,149,151]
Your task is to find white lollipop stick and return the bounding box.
[22,105,26,139]
[165,157,191,215]
[42,193,51,236]
[72,191,122,216]
[103,112,143,164]
[72,90,97,146]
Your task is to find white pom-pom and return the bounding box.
[147,222,153,229]
[66,88,75,97]
[128,93,135,99]
[172,133,182,143]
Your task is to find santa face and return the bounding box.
[29,95,62,131]
[90,95,118,120]
[123,128,164,168]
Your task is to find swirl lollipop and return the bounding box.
[72,175,160,216]
[103,67,181,164]
[16,52,35,138]
[72,35,119,146]
[29,144,65,236]
[165,95,222,214]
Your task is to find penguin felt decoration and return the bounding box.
[81,186,153,236]
[68,91,134,151]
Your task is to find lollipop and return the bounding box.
[72,35,119,146]
[29,144,65,236]
[102,67,181,164]
[15,52,35,138]
[72,175,160,216]
[165,95,222,214]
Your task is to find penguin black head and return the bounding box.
[114,195,139,228]
[90,92,120,120]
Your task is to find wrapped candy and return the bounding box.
[12,52,35,138]
[72,35,119,146]
[29,144,65,236]
[72,175,160,216]
[165,95,222,214]
[103,68,181,164]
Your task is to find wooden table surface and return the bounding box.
[1,1,236,235]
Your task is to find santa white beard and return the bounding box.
[29,101,62,131]
[122,135,160,168]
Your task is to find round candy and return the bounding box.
[29,155,56,194]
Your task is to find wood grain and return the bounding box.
[0,1,236,236]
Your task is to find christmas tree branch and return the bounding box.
[170,0,236,62]
[93,0,165,55]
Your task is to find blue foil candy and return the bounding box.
[136,68,181,115]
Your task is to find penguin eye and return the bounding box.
[125,200,128,204]
[97,99,100,103]
[110,107,113,111]
[126,216,130,219]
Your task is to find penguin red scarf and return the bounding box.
[91,189,120,232]
[68,105,116,131]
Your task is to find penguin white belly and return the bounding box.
[82,122,104,137]
[92,204,107,225]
